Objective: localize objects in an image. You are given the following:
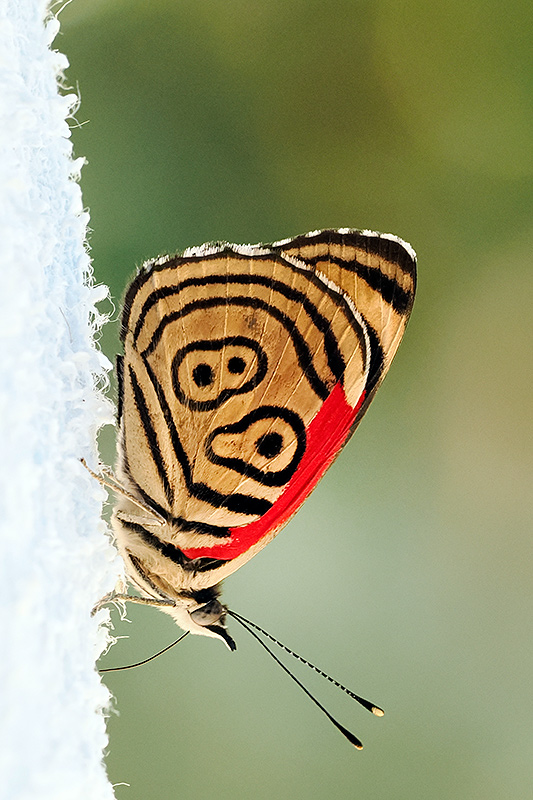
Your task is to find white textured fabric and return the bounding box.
[0,3,120,799]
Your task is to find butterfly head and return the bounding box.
[165,594,236,651]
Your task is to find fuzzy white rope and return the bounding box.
[0,3,121,799]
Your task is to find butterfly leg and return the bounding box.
[91,591,177,616]
[80,458,165,524]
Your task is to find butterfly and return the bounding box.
[101,228,416,653]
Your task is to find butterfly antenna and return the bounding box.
[99,631,189,673]
[228,609,384,716]
[228,610,371,749]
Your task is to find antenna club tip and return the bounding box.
[354,742,363,751]
[372,707,385,717]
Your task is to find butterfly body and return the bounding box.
[112,229,416,646]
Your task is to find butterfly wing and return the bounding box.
[115,229,415,594]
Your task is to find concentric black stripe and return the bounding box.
[120,232,416,341]
[142,296,335,402]
[116,354,124,422]
[122,519,227,573]
[129,365,173,506]
[121,263,151,342]
[300,254,414,316]
[119,445,170,522]
[171,335,269,412]
[131,269,363,362]
[167,516,230,537]
[188,480,272,516]
[278,230,416,277]
[360,318,385,397]
[205,405,306,487]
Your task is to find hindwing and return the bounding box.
[113,229,416,596]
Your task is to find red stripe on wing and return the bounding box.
[181,382,364,560]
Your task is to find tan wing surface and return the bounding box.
[118,241,379,528]
[115,230,415,589]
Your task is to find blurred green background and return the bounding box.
[61,1,532,798]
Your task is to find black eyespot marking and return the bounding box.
[172,337,268,411]
[227,356,246,374]
[205,406,306,487]
[192,363,214,387]
[256,432,283,459]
